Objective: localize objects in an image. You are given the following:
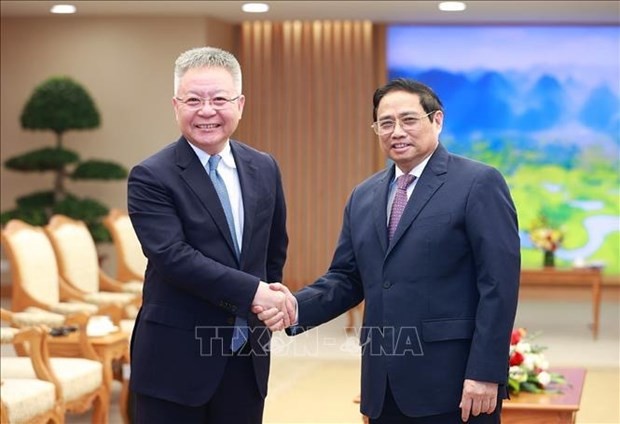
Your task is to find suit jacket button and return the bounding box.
[383,281,391,289]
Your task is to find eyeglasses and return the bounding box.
[371,111,437,136]
[175,95,241,110]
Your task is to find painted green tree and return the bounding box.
[1,76,127,242]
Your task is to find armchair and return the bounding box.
[0,308,99,361]
[0,326,63,424]
[1,219,105,318]
[103,209,145,292]
[0,324,109,423]
[44,215,140,324]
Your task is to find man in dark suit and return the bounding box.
[128,46,292,423]
[256,78,520,423]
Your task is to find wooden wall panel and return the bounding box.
[236,22,386,290]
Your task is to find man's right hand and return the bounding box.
[252,283,297,331]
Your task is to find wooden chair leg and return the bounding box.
[91,388,109,424]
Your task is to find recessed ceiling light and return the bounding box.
[50,4,76,14]
[242,3,269,13]
[438,2,467,12]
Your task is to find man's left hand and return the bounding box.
[459,379,498,422]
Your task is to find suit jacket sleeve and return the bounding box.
[464,166,520,383]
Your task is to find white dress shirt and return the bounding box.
[188,140,244,251]
[386,153,433,225]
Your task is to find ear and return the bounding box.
[237,94,246,116]
[172,98,181,122]
[433,110,444,136]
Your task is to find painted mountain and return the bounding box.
[387,25,620,274]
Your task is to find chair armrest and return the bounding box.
[1,326,62,400]
[96,303,123,325]
[99,268,127,292]
[58,275,88,302]
[63,312,101,361]
[0,308,12,322]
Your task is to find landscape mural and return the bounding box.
[387,25,619,274]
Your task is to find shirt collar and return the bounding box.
[187,140,237,170]
[393,153,432,182]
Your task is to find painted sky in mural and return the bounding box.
[388,25,619,273]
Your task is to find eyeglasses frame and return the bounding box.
[371,110,438,135]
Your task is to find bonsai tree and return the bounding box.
[1,76,127,242]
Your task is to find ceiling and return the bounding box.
[1,1,619,24]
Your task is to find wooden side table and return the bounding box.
[502,367,586,424]
[47,330,130,423]
[521,268,602,338]
[354,368,586,424]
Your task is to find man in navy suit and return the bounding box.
[257,78,520,423]
[128,47,292,423]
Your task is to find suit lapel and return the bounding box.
[373,167,394,254]
[230,141,258,267]
[386,144,449,257]
[176,138,239,261]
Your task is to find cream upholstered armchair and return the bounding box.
[44,215,140,326]
[0,308,99,361]
[0,326,63,424]
[0,219,120,320]
[0,323,109,423]
[103,209,145,292]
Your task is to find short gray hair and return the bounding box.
[174,47,242,95]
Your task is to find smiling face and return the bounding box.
[173,66,245,155]
[376,90,443,174]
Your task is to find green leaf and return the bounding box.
[508,379,521,395]
[521,382,543,393]
[87,222,112,243]
[20,76,100,134]
[0,207,49,226]
[5,147,79,171]
[15,191,56,209]
[52,197,108,222]
[71,160,128,180]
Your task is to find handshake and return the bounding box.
[251,282,297,331]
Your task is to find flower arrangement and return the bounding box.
[529,214,564,253]
[508,328,566,395]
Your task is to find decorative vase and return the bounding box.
[543,250,555,268]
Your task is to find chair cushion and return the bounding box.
[0,378,56,423]
[1,357,103,402]
[119,319,136,340]
[50,302,98,315]
[12,308,66,328]
[83,291,136,307]
[121,281,143,294]
[0,328,19,343]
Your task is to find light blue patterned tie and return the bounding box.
[208,155,247,352]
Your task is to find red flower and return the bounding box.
[510,329,522,345]
[510,351,524,366]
